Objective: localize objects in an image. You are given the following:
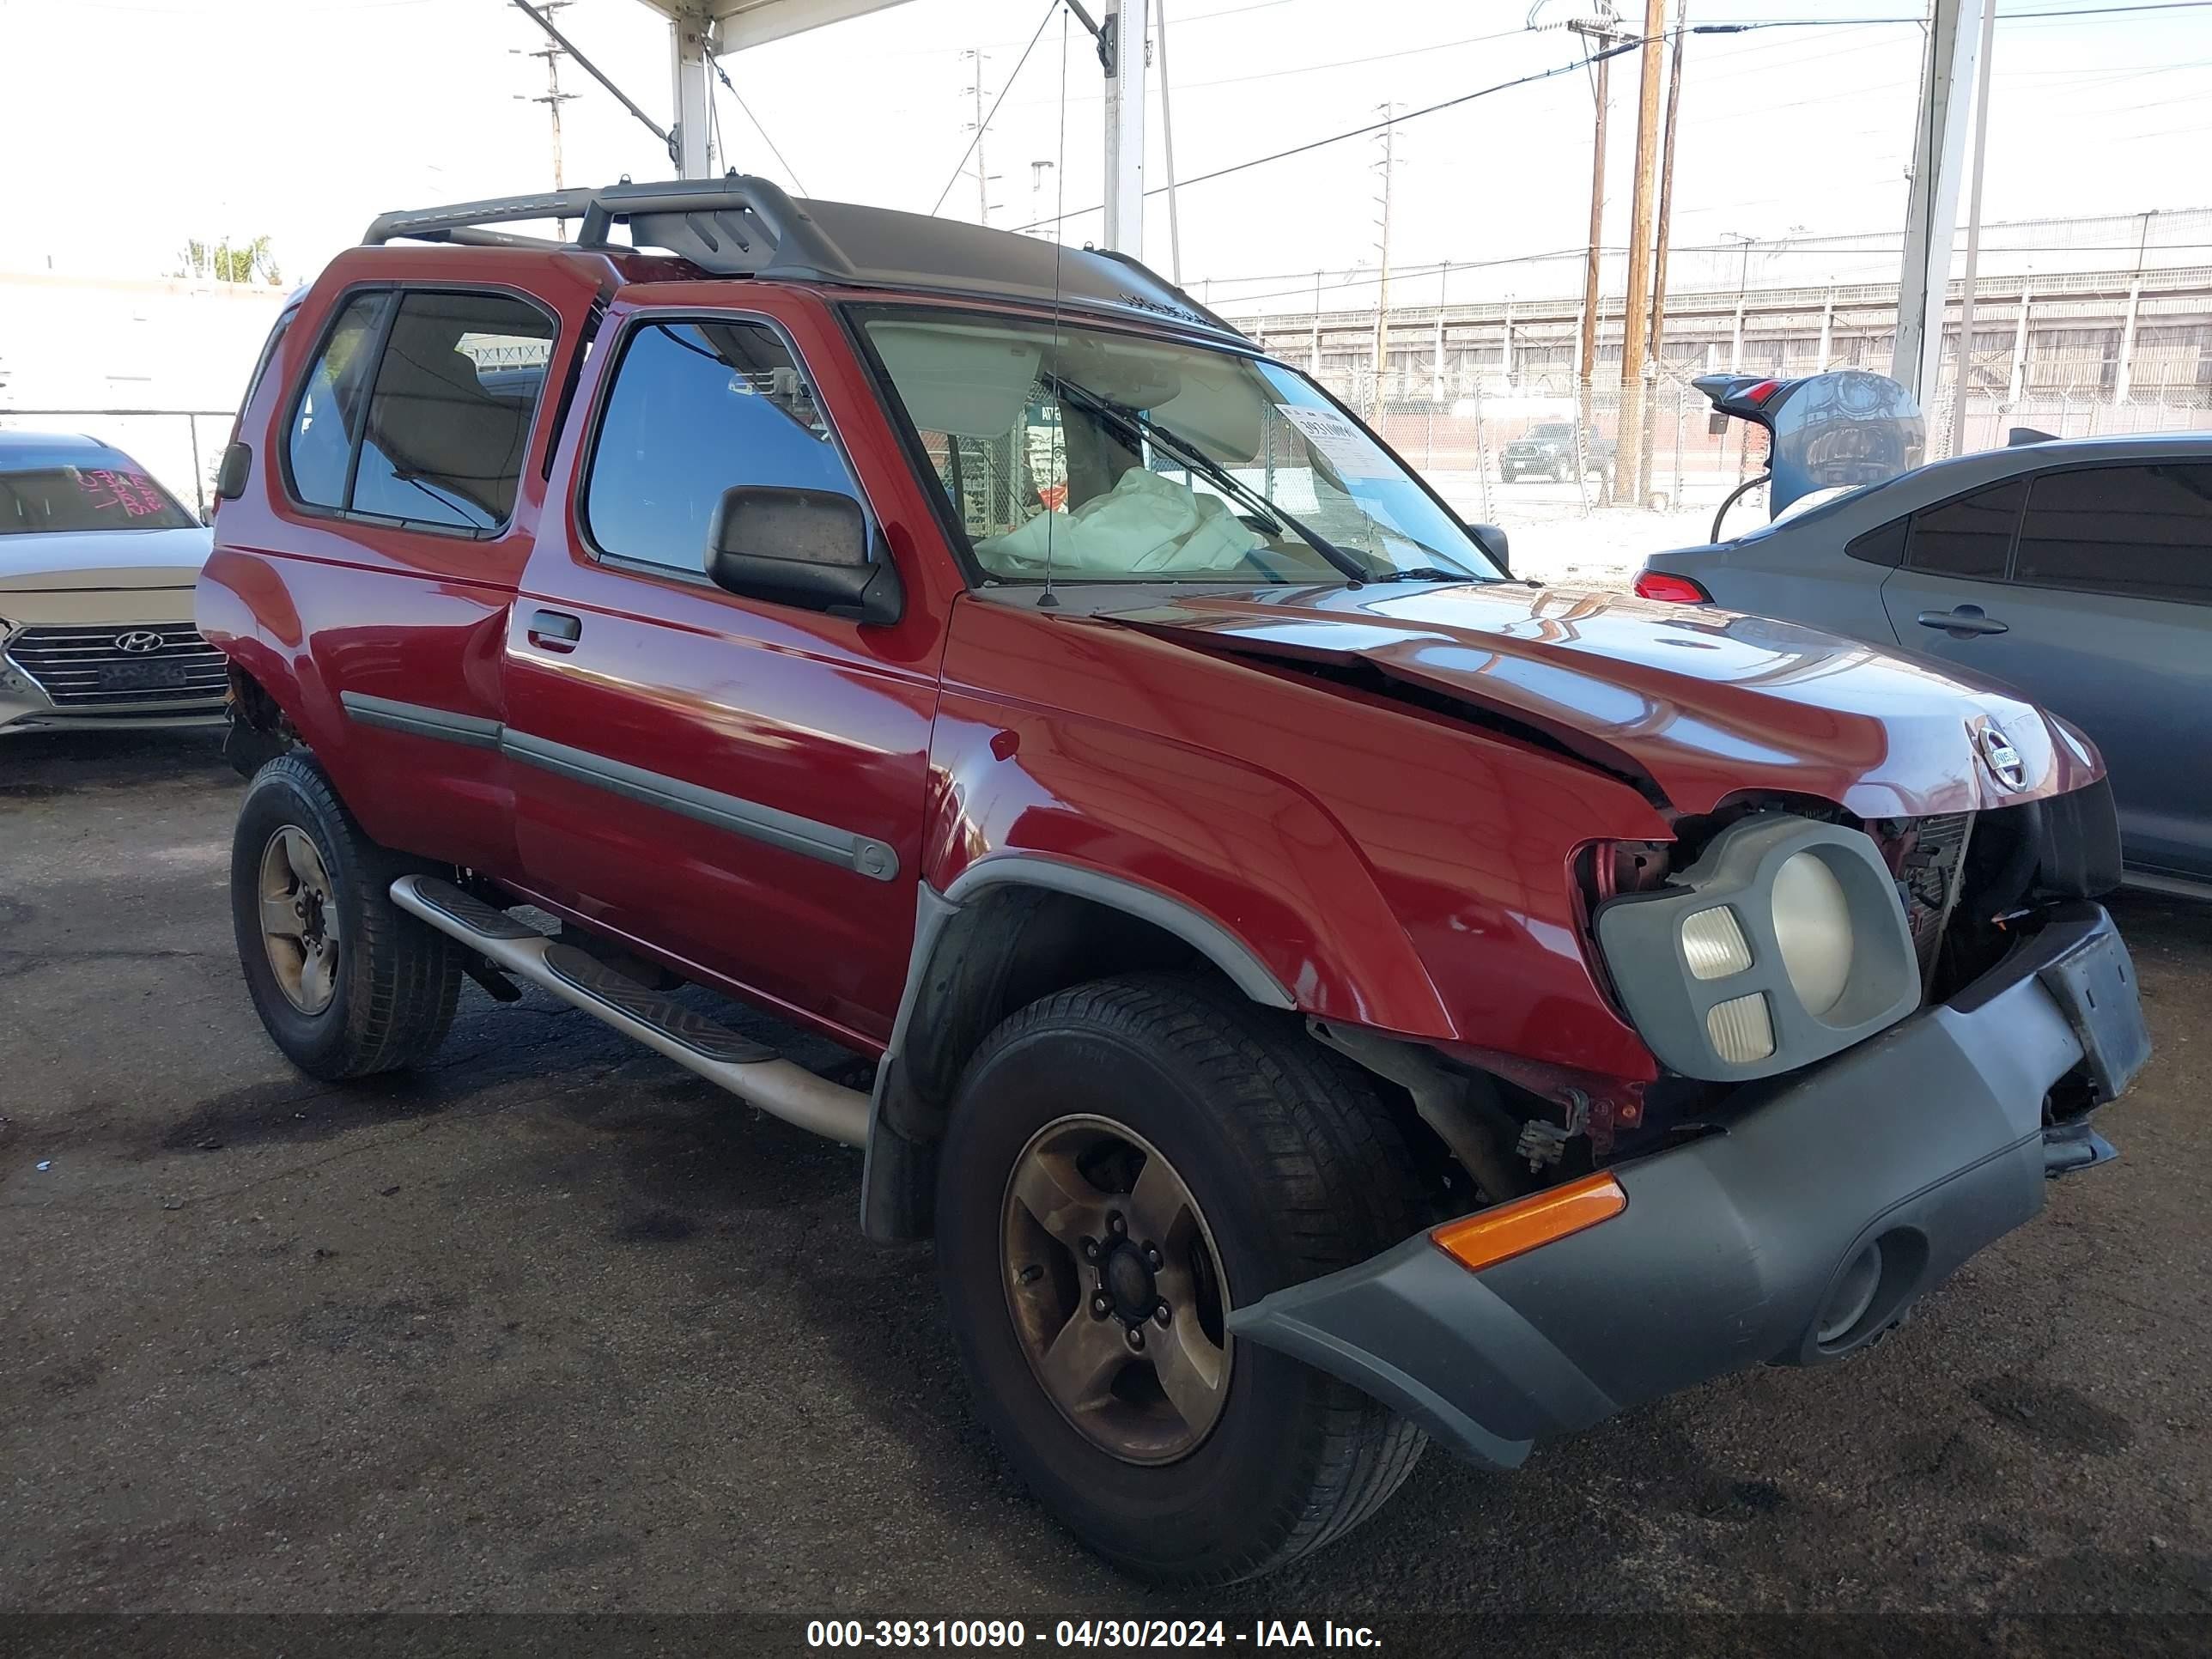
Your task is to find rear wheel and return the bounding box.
[230,754,462,1080]
[935,972,1428,1584]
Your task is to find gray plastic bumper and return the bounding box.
[1226,903,2148,1470]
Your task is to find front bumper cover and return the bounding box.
[1226,902,2148,1469]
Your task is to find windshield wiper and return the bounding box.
[1370,566,1486,583]
[1049,378,1375,586]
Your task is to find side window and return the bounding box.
[1905,478,2025,580]
[2016,463,2212,605]
[1844,516,1908,568]
[285,292,386,510]
[240,312,294,422]
[349,291,556,532]
[583,319,855,574]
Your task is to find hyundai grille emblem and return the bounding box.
[1977,721,2026,791]
[115,630,167,655]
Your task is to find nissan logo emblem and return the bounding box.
[115,630,167,655]
[1976,721,2027,791]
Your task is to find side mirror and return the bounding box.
[1468,521,1510,573]
[215,441,252,501]
[704,486,903,626]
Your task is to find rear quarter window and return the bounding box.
[282,287,556,534]
[1905,478,2026,580]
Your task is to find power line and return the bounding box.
[931,0,1060,218]
[1010,35,1649,233]
[709,58,813,197]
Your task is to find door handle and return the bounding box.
[527,609,582,651]
[1916,605,2008,638]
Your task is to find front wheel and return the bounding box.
[935,973,1428,1584]
[230,754,462,1080]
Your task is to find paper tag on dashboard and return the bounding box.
[1274,404,1392,477]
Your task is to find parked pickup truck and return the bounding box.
[198,178,2149,1585]
[1499,420,1614,487]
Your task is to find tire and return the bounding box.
[229,753,462,1081]
[935,971,1429,1584]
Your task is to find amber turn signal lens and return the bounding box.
[1430,1172,1627,1273]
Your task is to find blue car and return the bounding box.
[1636,378,2211,897]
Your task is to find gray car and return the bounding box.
[1638,430,2212,897]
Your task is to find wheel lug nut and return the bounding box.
[1125,1326,1146,1352]
[1108,1212,1127,1237]
[1082,1238,1101,1262]
[1143,1245,1162,1269]
[1091,1294,1111,1319]
[1152,1300,1171,1327]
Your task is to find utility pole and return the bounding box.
[1102,0,1150,256]
[1370,106,1400,417]
[2117,209,2154,404]
[1310,270,1323,374]
[1723,231,1754,369]
[1157,1,1183,282]
[514,0,579,237]
[961,50,993,225]
[1892,0,1986,402]
[1949,0,1997,453]
[1639,0,1686,502]
[1567,9,1624,444]
[1613,0,1666,506]
[1027,160,1055,240]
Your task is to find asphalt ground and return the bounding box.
[3,732,2209,1651]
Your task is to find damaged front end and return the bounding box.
[1231,896,2148,1469]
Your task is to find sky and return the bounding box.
[1,0,2207,315]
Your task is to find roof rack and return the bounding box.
[364,176,856,282]
[363,175,1247,344]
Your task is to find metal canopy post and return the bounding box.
[668,3,715,178]
[1891,0,1985,404]
[1103,0,1149,256]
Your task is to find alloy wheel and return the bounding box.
[258,825,341,1014]
[1000,1114,1233,1466]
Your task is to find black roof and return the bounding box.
[365,175,1244,344]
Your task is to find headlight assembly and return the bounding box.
[1594,815,1919,1081]
[1771,849,1853,1017]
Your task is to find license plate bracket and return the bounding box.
[2037,927,2151,1102]
[94,659,191,692]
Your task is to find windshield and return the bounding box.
[861,311,1501,585]
[0,457,196,535]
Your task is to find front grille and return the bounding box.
[1899,811,1974,986]
[3,623,228,708]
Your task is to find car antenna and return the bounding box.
[1038,3,1072,611]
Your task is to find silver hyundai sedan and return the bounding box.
[1,430,226,737]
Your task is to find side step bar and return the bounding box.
[391,875,870,1147]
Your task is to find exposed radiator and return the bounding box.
[1899,811,1975,988]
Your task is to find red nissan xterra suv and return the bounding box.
[198,178,2150,1584]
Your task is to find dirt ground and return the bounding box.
[3,731,2209,1642]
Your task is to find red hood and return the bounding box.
[1100,582,2102,818]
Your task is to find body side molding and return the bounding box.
[332,693,899,881]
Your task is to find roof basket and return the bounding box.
[364,175,857,282]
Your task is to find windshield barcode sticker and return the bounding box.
[1273,404,1392,478]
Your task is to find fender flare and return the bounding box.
[941,856,1295,1010]
[857,855,1296,1239]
